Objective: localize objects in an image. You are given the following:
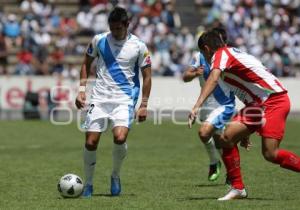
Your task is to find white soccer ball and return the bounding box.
[57,174,84,198]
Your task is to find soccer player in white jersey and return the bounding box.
[183,28,238,182]
[190,29,300,200]
[75,7,152,197]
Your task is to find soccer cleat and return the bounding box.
[111,176,121,196]
[208,161,221,181]
[217,187,248,201]
[82,184,93,198]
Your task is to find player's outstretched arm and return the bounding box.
[136,67,152,122]
[188,68,221,128]
[75,54,94,109]
[182,66,204,82]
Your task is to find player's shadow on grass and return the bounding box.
[93,193,136,197]
[246,197,276,201]
[177,196,275,201]
[178,196,217,201]
[178,197,276,201]
[195,183,225,187]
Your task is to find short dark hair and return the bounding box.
[211,27,227,43]
[198,30,226,52]
[108,6,129,25]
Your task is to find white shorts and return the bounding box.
[84,103,134,132]
[199,104,235,134]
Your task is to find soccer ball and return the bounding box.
[57,174,84,198]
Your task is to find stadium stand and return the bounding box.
[194,0,300,77]
[0,0,299,77]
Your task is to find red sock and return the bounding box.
[274,149,300,172]
[222,145,244,190]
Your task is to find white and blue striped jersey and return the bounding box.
[86,32,151,106]
[190,52,235,108]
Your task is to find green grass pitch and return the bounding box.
[0,120,300,210]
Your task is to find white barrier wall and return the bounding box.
[0,76,78,110]
[0,76,299,112]
[148,77,300,113]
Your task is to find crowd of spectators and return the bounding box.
[0,0,81,77]
[0,0,299,78]
[0,0,192,77]
[195,0,300,77]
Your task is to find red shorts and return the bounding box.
[232,92,290,140]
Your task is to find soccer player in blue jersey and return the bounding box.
[185,28,249,200]
[183,28,236,182]
[75,6,152,197]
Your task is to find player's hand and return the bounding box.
[194,66,204,76]
[75,92,86,109]
[136,105,147,122]
[240,136,252,151]
[188,107,198,129]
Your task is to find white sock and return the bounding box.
[83,147,96,185]
[112,143,127,178]
[204,138,219,165]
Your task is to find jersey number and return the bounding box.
[88,104,95,114]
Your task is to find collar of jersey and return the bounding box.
[110,32,131,43]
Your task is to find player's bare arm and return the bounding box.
[75,54,94,109]
[182,66,204,82]
[188,69,221,128]
[136,66,152,122]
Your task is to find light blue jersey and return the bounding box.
[84,32,151,131]
[190,52,235,106]
[190,52,235,129]
[87,32,151,107]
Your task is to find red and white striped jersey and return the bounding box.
[211,47,287,105]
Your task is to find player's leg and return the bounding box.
[110,126,129,196]
[221,121,252,148]
[260,93,300,172]
[112,126,129,179]
[198,106,225,182]
[200,104,238,183]
[82,132,101,197]
[82,103,109,197]
[198,122,221,181]
[213,133,231,185]
[84,132,102,181]
[262,138,300,172]
[217,121,251,200]
[109,104,134,196]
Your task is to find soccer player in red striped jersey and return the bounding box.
[189,29,300,200]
